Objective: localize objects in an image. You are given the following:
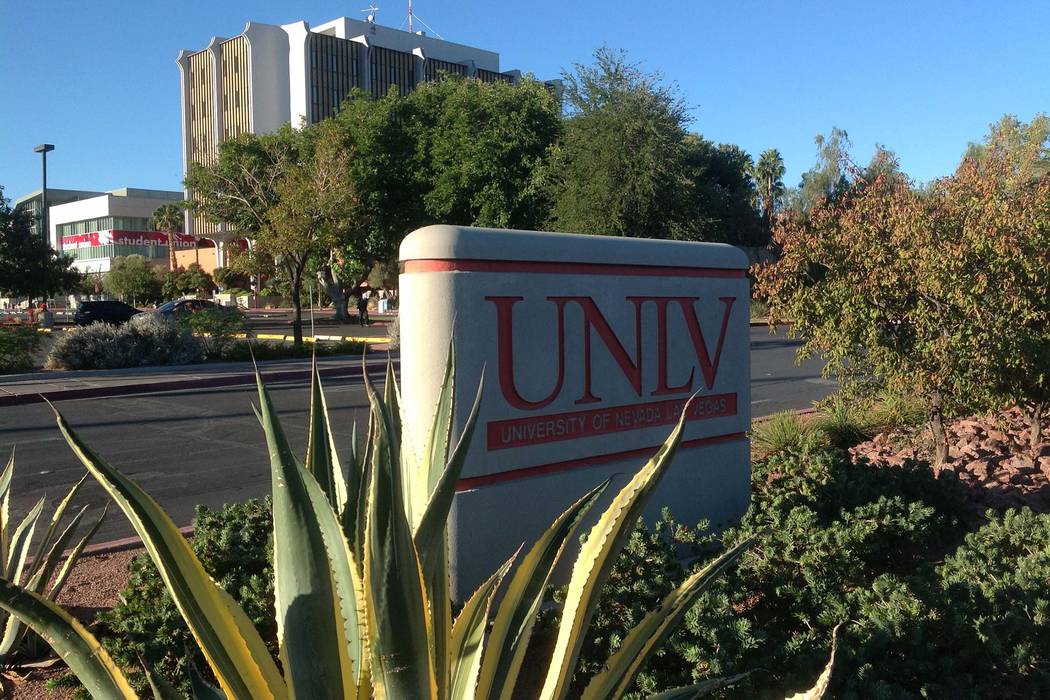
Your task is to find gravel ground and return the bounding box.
[2,547,140,699]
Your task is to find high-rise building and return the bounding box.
[178,15,549,265]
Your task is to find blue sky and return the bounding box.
[2,1,1048,202]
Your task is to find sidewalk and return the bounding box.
[0,354,397,406]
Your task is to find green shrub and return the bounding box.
[180,306,248,359]
[95,499,275,694]
[216,338,367,362]
[46,315,202,370]
[387,314,400,349]
[750,410,826,458]
[570,446,1001,698]
[0,325,42,373]
[814,394,872,449]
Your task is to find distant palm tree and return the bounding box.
[153,202,185,272]
[753,149,786,222]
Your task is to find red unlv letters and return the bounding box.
[486,295,736,411]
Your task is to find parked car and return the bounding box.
[156,298,216,318]
[73,300,141,326]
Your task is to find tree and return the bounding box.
[104,255,162,306]
[795,128,852,212]
[759,149,1050,464]
[405,75,561,229]
[153,202,185,272]
[544,47,691,239]
[963,113,1050,185]
[675,136,767,245]
[179,264,216,298]
[753,149,786,222]
[0,185,79,300]
[320,89,420,321]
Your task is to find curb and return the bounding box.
[0,359,399,407]
[78,526,195,558]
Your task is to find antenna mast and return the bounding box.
[408,0,413,33]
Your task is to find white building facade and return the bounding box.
[50,188,191,274]
[177,16,554,256]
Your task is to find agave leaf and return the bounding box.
[299,444,369,688]
[0,450,15,570]
[6,497,44,582]
[47,504,109,601]
[0,577,137,699]
[540,397,697,700]
[28,475,87,579]
[476,481,609,700]
[26,505,89,594]
[413,374,484,576]
[449,554,516,700]
[189,658,228,700]
[785,623,842,700]
[413,373,482,699]
[256,371,353,700]
[53,407,287,700]
[413,340,456,526]
[305,354,347,512]
[142,657,182,700]
[0,505,93,658]
[581,536,755,699]
[362,370,436,700]
[343,420,363,543]
[644,672,754,700]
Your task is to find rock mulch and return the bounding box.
[851,407,1050,513]
[2,547,142,700]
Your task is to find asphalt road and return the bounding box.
[1,325,830,543]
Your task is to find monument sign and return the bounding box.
[399,225,751,599]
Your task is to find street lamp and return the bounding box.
[33,144,55,243]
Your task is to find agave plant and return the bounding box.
[0,347,836,699]
[0,450,106,663]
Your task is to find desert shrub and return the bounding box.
[750,410,826,458]
[0,325,42,373]
[865,388,927,433]
[46,315,201,369]
[570,446,989,698]
[216,338,367,362]
[814,393,872,449]
[181,306,248,359]
[95,499,275,694]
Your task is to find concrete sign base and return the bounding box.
[399,226,751,600]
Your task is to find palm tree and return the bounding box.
[153,202,185,272]
[753,149,786,222]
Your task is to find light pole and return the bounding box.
[33,144,55,244]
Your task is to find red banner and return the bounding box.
[61,229,198,249]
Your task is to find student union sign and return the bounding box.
[399,226,750,599]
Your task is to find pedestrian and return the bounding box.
[37,302,54,329]
[357,292,370,326]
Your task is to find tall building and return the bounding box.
[178,15,552,264]
[50,188,190,274]
[15,189,103,241]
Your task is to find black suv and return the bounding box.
[73,300,141,326]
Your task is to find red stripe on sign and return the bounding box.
[487,393,737,450]
[402,259,746,278]
[456,431,747,492]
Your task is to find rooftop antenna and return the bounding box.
[361,3,378,23]
[401,1,443,38]
[408,0,413,33]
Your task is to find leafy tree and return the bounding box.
[320,89,420,320]
[104,255,162,306]
[795,127,852,212]
[675,136,767,245]
[179,264,216,297]
[405,75,561,229]
[544,47,691,239]
[153,202,185,272]
[760,145,1050,462]
[963,113,1050,184]
[0,185,79,300]
[753,148,786,222]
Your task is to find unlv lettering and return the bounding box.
[485,295,735,410]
